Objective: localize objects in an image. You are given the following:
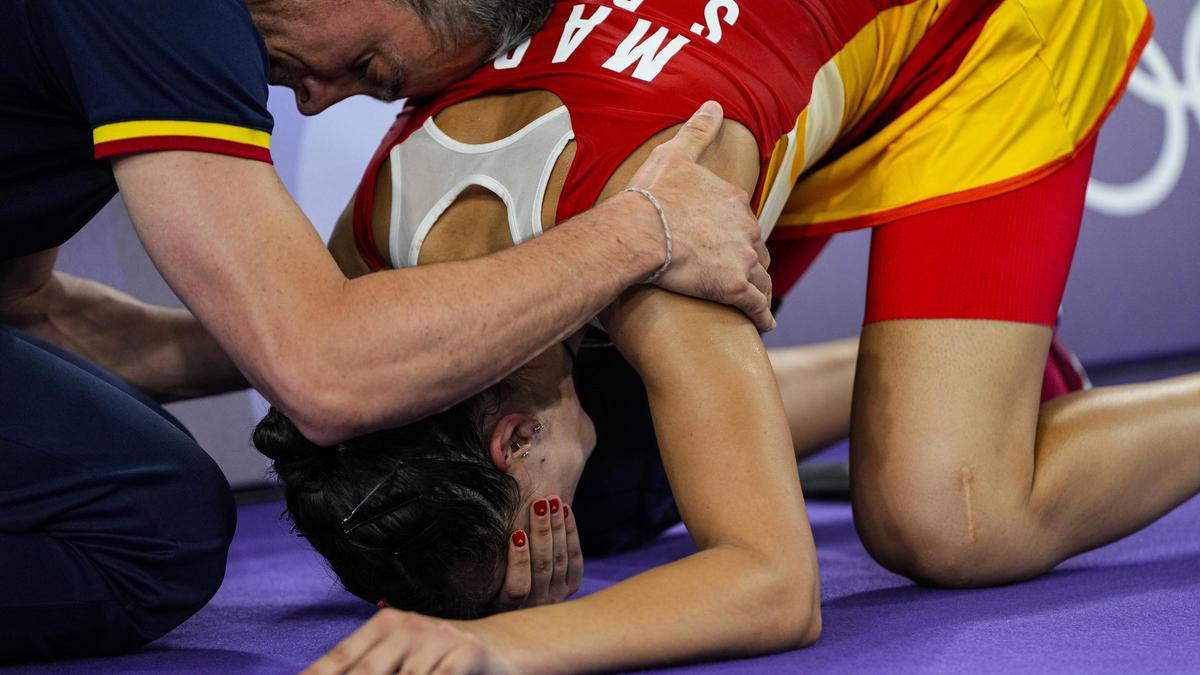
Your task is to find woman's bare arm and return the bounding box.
[462,115,818,672]
[311,94,820,673]
[332,220,823,675]
[444,288,822,675]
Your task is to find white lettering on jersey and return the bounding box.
[602,19,690,82]
[689,0,740,44]
[612,0,645,11]
[494,38,532,69]
[554,4,614,64]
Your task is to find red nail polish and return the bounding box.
[534,499,549,517]
[549,498,560,514]
[512,530,527,548]
[563,504,570,518]
[376,599,388,609]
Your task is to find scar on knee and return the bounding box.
[960,466,978,544]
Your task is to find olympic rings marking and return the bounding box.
[1086,2,1200,217]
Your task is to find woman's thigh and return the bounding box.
[851,319,1051,552]
[849,140,1097,583]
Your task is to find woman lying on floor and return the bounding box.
[256,0,1199,672]
[259,98,833,664]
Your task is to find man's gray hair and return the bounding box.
[403,0,553,56]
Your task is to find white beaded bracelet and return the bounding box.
[624,187,673,284]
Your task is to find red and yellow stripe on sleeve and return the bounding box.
[93,120,272,163]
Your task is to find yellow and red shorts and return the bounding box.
[765,0,1153,327]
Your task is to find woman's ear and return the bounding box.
[488,413,540,472]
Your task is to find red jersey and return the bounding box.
[353,0,1151,294]
[356,0,941,231]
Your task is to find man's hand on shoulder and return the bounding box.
[622,101,775,332]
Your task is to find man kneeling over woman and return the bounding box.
[259,1,1200,672]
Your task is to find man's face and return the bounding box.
[253,0,490,115]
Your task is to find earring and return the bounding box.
[510,423,541,461]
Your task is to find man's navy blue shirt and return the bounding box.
[1,0,275,260]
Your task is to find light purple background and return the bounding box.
[58,0,1200,486]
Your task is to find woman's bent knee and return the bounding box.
[855,503,995,587]
[853,473,1039,588]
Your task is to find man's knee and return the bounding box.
[112,432,236,648]
[0,328,236,659]
[153,435,236,620]
[0,435,235,662]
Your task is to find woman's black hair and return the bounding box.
[252,390,520,619]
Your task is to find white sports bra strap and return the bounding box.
[387,106,575,269]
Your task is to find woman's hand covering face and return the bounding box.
[491,495,584,612]
[303,496,583,674]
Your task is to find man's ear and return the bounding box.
[488,413,539,472]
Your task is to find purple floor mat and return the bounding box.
[7,445,1199,674]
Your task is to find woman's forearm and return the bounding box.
[302,290,820,674]
[459,289,823,673]
[464,543,820,674]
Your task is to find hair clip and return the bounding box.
[340,458,421,536]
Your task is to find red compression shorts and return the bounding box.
[769,137,1098,327]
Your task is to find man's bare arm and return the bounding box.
[0,248,245,402]
[116,104,769,445]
